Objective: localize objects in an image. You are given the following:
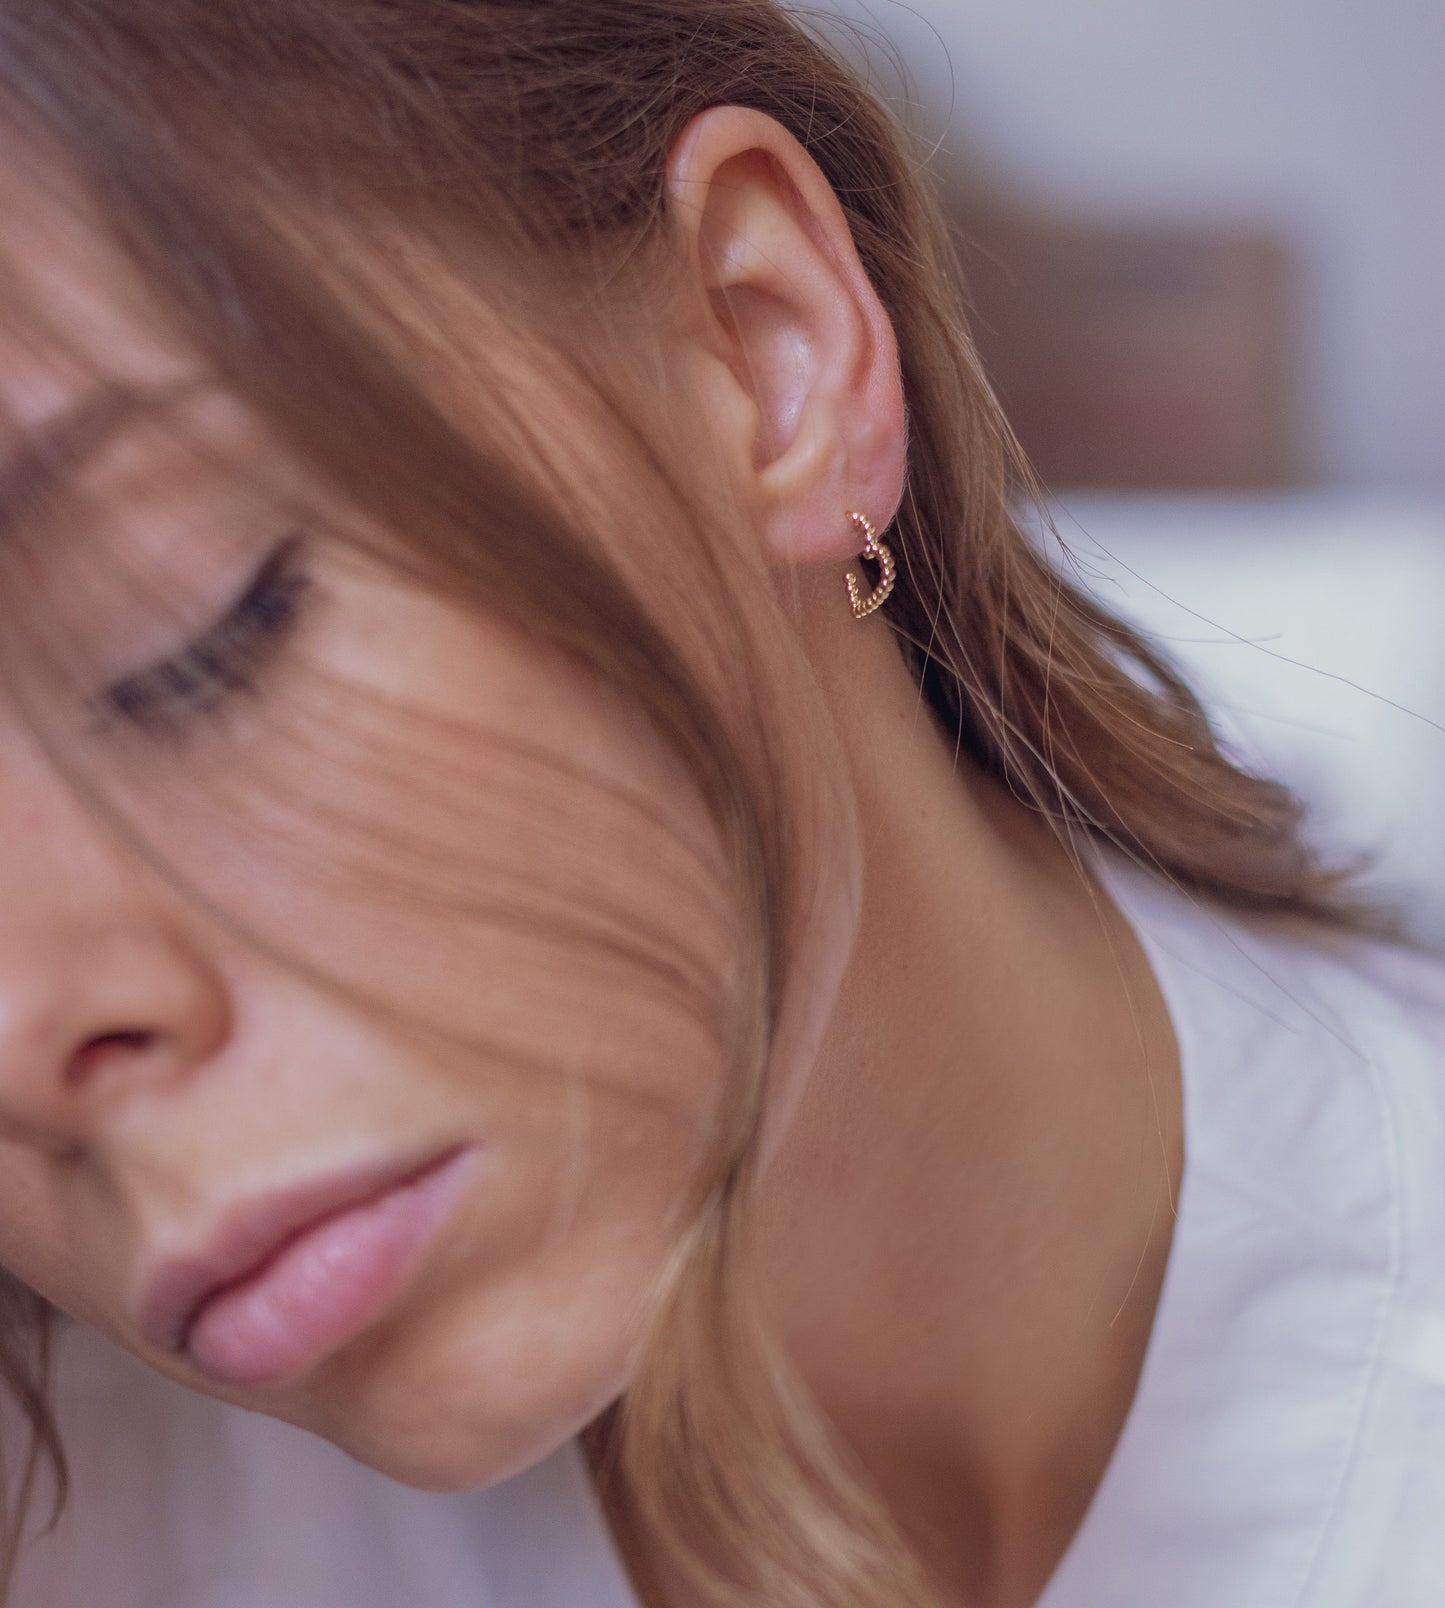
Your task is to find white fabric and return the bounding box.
[6,860,1445,1606]
[1036,859,1445,1607]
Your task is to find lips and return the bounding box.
[137,1144,479,1387]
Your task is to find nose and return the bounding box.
[0,923,230,1155]
[0,740,231,1157]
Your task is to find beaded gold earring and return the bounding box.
[844,510,897,620]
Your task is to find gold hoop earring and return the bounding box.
[844,511,897,620]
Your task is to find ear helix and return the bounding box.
[844,511,897,620]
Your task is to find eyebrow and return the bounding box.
[0,384,179,544]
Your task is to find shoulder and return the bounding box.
[1340,930,1445,1056]
[1110,858,1445,1404]
[1053,860,1445,1606]
[1100,854,1444,1094]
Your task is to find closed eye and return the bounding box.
[91,532,313,738]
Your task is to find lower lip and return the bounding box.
[185,1147,480,1389]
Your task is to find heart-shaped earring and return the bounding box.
[844,511,897,620]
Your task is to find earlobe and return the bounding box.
[664,107,906,571]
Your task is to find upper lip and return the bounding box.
[135,1146,460,1356]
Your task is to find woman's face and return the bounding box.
[0,177,809,1491]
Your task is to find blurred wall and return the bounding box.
[811,0,1445,494]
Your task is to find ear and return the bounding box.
[664,106,906,571]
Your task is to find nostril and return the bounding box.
[66,1029,160,1088]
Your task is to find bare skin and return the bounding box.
[593,579,1181,1608]
[754,609,1181,1608]
[0,107,1180,1608]
[592,110,1184,1608]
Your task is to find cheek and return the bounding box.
[0,1155,96,1322]
[289,1074,710,1490]
[110,578,747,1482]
[119,559,745,1103]
[182,958,722,1492]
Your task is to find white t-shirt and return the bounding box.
[6,860,1445,1607]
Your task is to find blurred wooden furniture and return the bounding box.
[952,205,1300,489]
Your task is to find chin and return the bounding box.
[328,1417,577,1495]
[320,1383,615,1495]
[284,1288,638,1494]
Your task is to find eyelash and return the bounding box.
[93,533,313,737]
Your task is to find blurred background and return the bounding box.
[812,0,1445,941]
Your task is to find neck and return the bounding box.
[587,609,1184,1608]
[750,615,1182,1607]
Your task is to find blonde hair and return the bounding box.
[0,3,1367,1603]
